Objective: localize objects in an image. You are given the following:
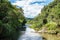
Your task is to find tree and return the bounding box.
[0,0,26,40]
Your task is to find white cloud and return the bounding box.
[23,4,44,18]
[12,0,52,18]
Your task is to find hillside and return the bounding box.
[29,0,60,33]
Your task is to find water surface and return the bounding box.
[18,24,42,40]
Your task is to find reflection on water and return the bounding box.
[40,33,60,40]
[18,25,42,40]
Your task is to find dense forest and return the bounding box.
[0,0,26,40]
[28,0,60,33]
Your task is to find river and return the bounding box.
[18,24,43,40]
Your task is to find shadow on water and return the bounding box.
[42,37,47,40]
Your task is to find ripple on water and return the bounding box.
[18,26,42,40]
[19,34,42,40]
[18,31,42,40]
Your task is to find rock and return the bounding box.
[38,27,48,33]
[42,37,47,40]
[57,33,60,36]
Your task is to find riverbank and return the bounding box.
[32,27,60,40]
[35,29,60,40]
[40,33,60,40]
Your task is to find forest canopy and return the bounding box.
[0,0,26,40]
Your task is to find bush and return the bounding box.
[45,22,57,30]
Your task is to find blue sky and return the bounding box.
[9,0,53,18]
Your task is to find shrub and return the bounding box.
[45,22,57,30]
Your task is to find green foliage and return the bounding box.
[0,0,26,40]
[45,22,57,30]
[28,0,60,32]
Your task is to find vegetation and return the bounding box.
[28,0,60,33]
[0,0,26,40]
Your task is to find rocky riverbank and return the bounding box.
[35,27,60,40]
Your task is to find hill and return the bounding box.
[29,0,60,33]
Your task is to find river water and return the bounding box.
[18,24,43,40]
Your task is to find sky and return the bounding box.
[9,0,53,18]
